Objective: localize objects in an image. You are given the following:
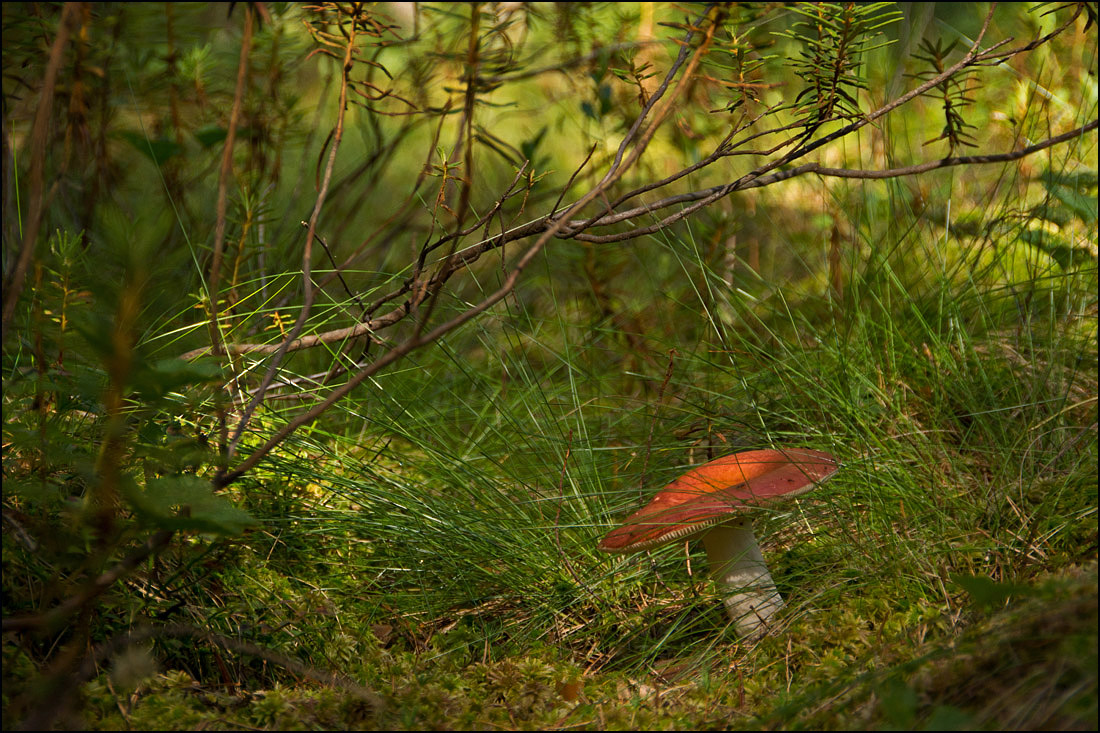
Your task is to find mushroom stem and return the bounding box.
[701,519,784,636]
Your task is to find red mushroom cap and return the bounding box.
[598,448,838,553]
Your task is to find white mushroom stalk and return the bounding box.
[700,519,784,636]
[599,448,838,637]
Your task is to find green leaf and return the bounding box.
[130,357,221,402]
[951,573,1032,611]
[118,131,183,166]
[194,125,227,149]
[1049,185,1098,223]
[124,475,255,535]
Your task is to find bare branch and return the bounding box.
[225,11,364,460]
[570,120,1098,244]
[180,109,1094,362]
[213,5,719,487]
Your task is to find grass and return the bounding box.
[66,172,1096,728]
[6,163,1095,728]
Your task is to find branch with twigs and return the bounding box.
[222,5,392,464]
[177,112,1096,352]
[209,4,722,488]
[567,119,1098,244]
[181,4,1094,361]
[171,3,1095,494]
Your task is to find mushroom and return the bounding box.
[599,448,838,637]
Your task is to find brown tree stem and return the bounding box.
[1,3,81,345]
[225,14,359,460]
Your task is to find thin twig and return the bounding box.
[213,6,717,487]
[307,222,365,312]
[2,2,79,345]
[207,4,254,462]
[569,119,1098,243]
[226,11,364,460]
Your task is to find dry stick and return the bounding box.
[973,0,1089,65]
[177,5,1075,362]
[571,118,1099,244]
[206,5,254,465]
[214,7,716,488]
[1,2,79,345]
[568,6,1008,234]
[182,320,376,361]
[181,163,590,360]
[8,6,700,684]
[226,23,360,460]
[308,222,366,312]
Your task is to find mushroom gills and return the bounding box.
[701,519,784,635]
